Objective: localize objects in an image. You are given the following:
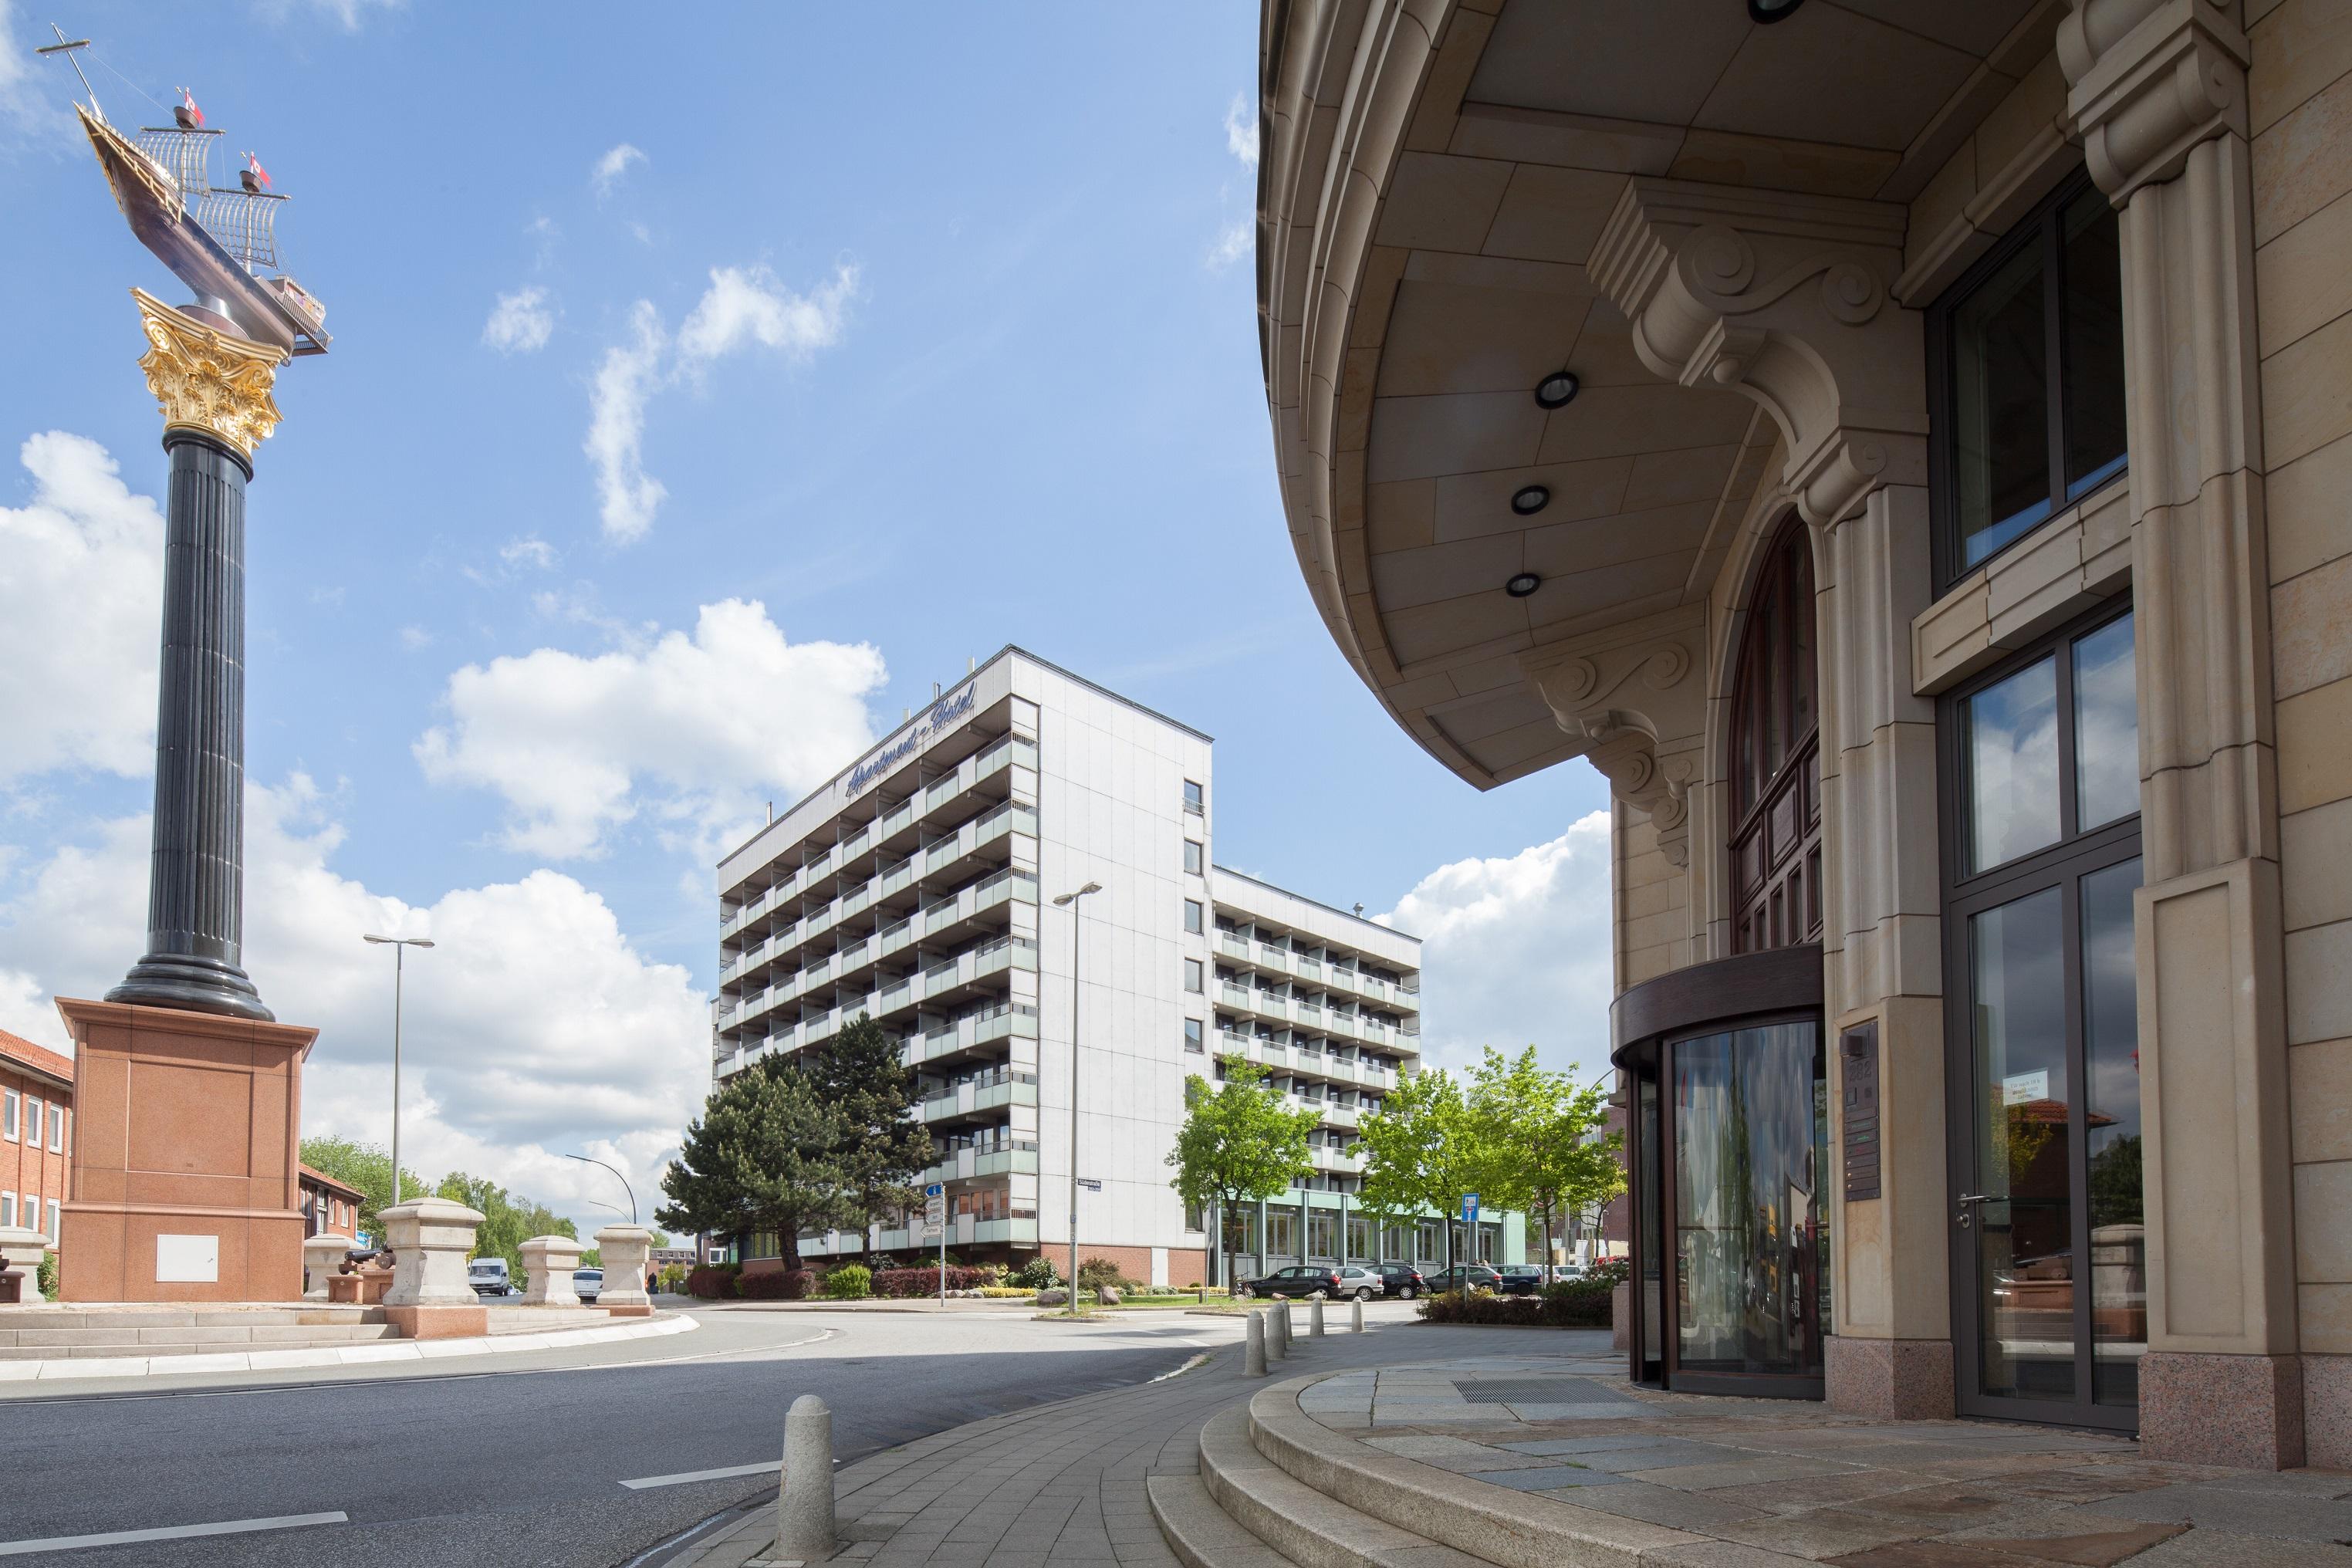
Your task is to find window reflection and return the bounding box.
[2063,187,2128,499]
[1971,888,2073,1401]
[1671,1022,1824,1379]
[1967,657,2062,872]
[1954,244,2051,567]
[2083,859,2144,1406]
[2073,614,2137,832]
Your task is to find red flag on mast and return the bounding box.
[242,151,272,191]
[175,87,203,129]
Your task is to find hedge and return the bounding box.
[686,1264,740,1299]
[1419,1279,1612,1328]
[738,1268,813,1300]
[872,1266,999,1297]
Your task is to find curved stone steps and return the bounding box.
[1195,1403,1489,1568]
[1147,1471,1298,1568]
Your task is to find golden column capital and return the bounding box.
[130,288,290,461]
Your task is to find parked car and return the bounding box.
[573,1267,603,1303]
[1241,1265,1343,1299]
[1372,1263,1428,1299]
[1427,1264,1505,1295]
[1495,1265,1546,1296]
[467,1258,514,1298]
[1332,1266,1385,1300]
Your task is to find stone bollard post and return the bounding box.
[777,1393,836,1561]
[593,1225,655,1316]
[1351,1296,1365,1333]
[519,1234,586,1306]
[377,1198,488,1338]
[302,1232,353,1302]
[1310,1295,1326,1337]
[1269,1299,1289,1359]
[1244,1309,1268,1377]
[0,1226,51,1304]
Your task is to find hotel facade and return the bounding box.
[1254,0,2348,1466]
[710,647,1522,1288]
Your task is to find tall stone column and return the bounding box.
[105,289,286,1022]
[2060,0,2302,1469]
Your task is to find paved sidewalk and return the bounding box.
[663,1326,2352,1568]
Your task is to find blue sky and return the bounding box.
[0,1,1610,1227]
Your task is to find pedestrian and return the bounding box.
[647,1267,659,1297]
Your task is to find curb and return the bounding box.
[0,1311,698,1382]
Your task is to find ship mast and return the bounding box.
[35,25,101,119]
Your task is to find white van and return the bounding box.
[467,1257,514,1297]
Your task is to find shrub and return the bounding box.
[686,1263,740,1299]
[1416,1281,1615,1329]
[736,1268,813,1300]
[871,1266,999,1298]
[657,1262,688,1294]
[978,1286,1031,1298]
[1011,1255,1061,1289]
[37,1251,56,1299]
[1540,1278,1614,1327]
[1586,1258,1631,1287]
[1076,1255,1139,1293]
[822,1263,873,1299]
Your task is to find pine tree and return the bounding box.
[806,1014,933,1236]
[657,1054,857,1272]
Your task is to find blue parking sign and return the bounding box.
[1460,1193,1479,1225]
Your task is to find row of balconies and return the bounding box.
[1216,1029,1398,1092]
[722,801,1038,982]
[1211,931,1418,1011]
[720,734,1039,939]
[718,931,1038,1061]
[798,1213,1041,1259]
[1214,983,1414,1050]
[721,863,1039,1020]
[919,1068,1039,1124]
[919,1145,1040,1188]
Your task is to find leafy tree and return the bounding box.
[806,1014,932,1235]
[1466,1047,1623,1282]
[657,1053,857,1272]
[1166,1059,1318,1287]
[299,1135,431,1242]
[434,1171,577,1279]
[1356,1066,1489,1275]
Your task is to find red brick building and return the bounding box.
[1,1029,73,1250]
[298,1164,366,1241]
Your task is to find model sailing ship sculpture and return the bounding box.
[41,29,329,356]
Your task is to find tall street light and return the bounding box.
[361,934,434,1207]
[565,1152,638,1225]
[1051,880,1102,1309]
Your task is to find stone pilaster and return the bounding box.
[106,290,287,1023]
[2061,0,2302,1468]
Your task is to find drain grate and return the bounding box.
[1453,1377,1636,1406]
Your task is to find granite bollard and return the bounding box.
[377,1198,488,1338]
[1244,1309,1267,1377]
[301,1232,352,1302]
[1351,1296,1364,1333]
[1310,1295,1325,1336]
[593,1225,654,1316]
[519,1234,585,1306]
[777,1392,836,1560]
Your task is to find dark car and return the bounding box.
[1427,1264,1505,1295]
[1494,1264,1546,1296]
[1372,1263,1428,1299]
[1241,1265,1343,1299]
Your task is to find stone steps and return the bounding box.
[1188,1404,1489,1568]
[1147,1471,1298,1568]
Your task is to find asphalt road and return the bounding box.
[0,1306,1251,1567]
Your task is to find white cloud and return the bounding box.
[0,777,708,1228]
[414,598,885,860]
[678,263,859,366]
[592,141,644,199]
[482,286,554,353]
[585,301,667,542]
[1225,93,1259,166]
[254,0,404,31]
[500,536,558,570]
[0,432,163,785]
[1206,218,1252,272]
[397,625,433,651]
[1378,812,1615,1080]
[0,2,44,139]
[585,264,859,543]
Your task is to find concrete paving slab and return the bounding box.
[1466,1464,1629,1490]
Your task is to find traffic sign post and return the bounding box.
[925,1183,947,1303]
[1459,1193,1479,1276]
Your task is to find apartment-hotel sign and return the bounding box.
[843,685,976,799]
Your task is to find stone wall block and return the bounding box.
[377,1198,486,1309]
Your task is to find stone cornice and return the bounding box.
[2060,0,2250,201]
[1590,178,1924,530]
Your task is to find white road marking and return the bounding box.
[0,1511,348,1556]
[619,1460,779,1490]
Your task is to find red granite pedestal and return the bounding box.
[53,997,314,1303]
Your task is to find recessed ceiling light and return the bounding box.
[1505,573,1541,598]
[1511,485,1550,515]
[1534,370,1580,409]
[1748,0,1806,22]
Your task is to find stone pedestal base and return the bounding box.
[601,1303,655,1319]
[384,1303,488,1340]
[2304,1355,2352,1471]
[2142,1351,2304,1468]
[1825,1335,1955,1419]
[54,998,314,1304]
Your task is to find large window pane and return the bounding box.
[1671,1022,1824,1378]
[1954,244,2052,568]
[2083,859,2144,1407]
[2073,614,2137,831]
[1966,656,2063,872]
[2063,186,2128,498]
[1970,888,2074,1401]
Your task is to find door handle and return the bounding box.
[1955,1193,1992,1228]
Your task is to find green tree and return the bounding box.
[806,1014,932,1235]
[1165,1059,1318,1288]
[657,1053,857,1272]
[1467,1048,1623,1282]
[299,1135,431,1242]
[434,1171,577,1279]
[1356,1066,1490,1275]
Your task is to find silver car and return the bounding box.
[573,1267,603,1303]
[1333,1266,1386,1300]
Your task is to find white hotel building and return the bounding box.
[710,647,1521,1286]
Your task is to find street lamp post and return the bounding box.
[360,934,434,1207]
[565,1153,639,1225]
[1051,881,1102,1310]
